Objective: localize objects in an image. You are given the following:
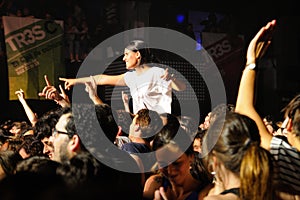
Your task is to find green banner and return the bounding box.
[2,16,65,100]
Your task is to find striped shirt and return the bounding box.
[270,136,300,194]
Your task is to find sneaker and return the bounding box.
[70,59,76,63]
[76,59,82,62]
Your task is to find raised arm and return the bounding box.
[59,73,126,90]
[84,76,104,105]
[38,75,70,107]
[121,91,131,113]
[15,89,38,126]
[235,20,276,150]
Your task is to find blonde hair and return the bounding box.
[240,144,274,200]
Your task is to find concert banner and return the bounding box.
[202,32,245,104]
[2,16,65,100]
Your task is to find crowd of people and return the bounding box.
[0,17,299,200]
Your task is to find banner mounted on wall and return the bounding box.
[202,32,245,104]
[2,16,65,100]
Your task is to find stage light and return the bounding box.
[176,14,185,24]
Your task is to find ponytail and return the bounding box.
[240,144,274,200]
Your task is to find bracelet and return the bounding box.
[245,63,256,71]
[170,73,176,81]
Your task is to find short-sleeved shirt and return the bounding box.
[121,142,151,154]
[124,67,172,114]
[270,136,300,193]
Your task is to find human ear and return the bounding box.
[136,51,141,59]
[69,135,81,152]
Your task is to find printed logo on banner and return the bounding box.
[2,16,65,100]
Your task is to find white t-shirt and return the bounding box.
[124,67,172,114]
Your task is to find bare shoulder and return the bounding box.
[145,173,164,186]
[203,194,240,200]
[143,173,164,200]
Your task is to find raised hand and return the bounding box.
[121,91,131,112]
[85,76,97,98]
[161,68,186,91]
[122,91,129,104]
[15,88,38,126]
[38,75,61,100]
[39,75,70,107]
[160,68,174,81]
[15,88,26,102]
[246,20,276,65]
[85,76,103,104]
[58,84,70,104]
[59,77,76,90]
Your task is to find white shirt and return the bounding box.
[124,66,172,114]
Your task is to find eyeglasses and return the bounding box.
[52,128,69,138]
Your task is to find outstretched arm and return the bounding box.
[15,89,38,126]
[59,73,126,90]
[235,20,276,150]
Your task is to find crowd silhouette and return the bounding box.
[0,1,299,199]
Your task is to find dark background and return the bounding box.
[0,0,299,124]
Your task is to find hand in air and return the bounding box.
[15,88,25,101]
[39,75,70,106]
[59,77,75,90]
[85,76,97,99]
[246,20,276,65]
[161,68,175,82]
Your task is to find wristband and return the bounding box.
[245,63,256,70]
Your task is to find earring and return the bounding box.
[211,171,216,183]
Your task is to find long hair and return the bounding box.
[240,143,274,200]
[202,112,274,200]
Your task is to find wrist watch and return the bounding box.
[245,63,256,70]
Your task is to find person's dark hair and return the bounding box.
[209,103,236,125]
[194,127,206,148]
[56,151,102,189]
[9,121,32,137]
[202,112,274,200]
[0,150,23,176]
[56,150,143,199]
[282,93,300,137]
[152,126,212,192]
[0,156,66,199]
[64,112,77,137]
[160,112,180,133]
[16,135,44,157]
[125,40,160,65]
[15,155,61,177]
[1,138,24,152]
[95,104,120,143]
[35,107,64,140]
[190,151,213,188]
[263,115,277,133]
[56,106,89,153]
[135,108,163,142]
[152,126,193,155]
[115,109,134,137]
[0,128,10,144]
[178,115,199,139]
